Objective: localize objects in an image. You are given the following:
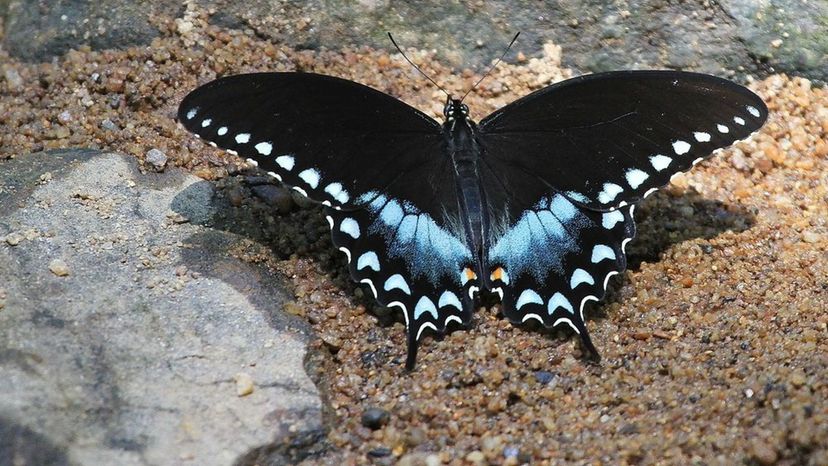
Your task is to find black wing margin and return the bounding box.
[478,70,768,211]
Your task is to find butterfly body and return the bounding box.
[443,98,491,277]
[178,70,767,370]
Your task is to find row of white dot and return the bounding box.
[594,104,761,206]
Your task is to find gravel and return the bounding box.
[1,7,826,465]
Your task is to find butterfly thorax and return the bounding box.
[443,98,490,277]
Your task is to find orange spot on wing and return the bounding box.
[490,267,504,281]
[464,268,477,281]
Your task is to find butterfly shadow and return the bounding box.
[169,177,756,367]
[579,188,756,328]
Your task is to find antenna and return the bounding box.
[460,32,520,102]
[387,33,451,98]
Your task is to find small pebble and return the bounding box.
[101,118,119,131]
[534,371,555,385]
[5,232,23,246]
[361,407,390,430]
[48,259,70,277]
[234,372,254,396]
[145,148,168,172]
[366,447,391,458]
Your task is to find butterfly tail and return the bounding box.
[405,330,419,371]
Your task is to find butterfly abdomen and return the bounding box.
[445,115,491,277]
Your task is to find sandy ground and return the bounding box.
[1,9,827,466]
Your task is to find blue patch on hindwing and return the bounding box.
[358,192,472,286]
[489,194,591,281]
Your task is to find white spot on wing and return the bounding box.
[217,126,228,136]
[338,246,351,263]
[325,215,334,229]
[445,315,463,326]
[266,171,282,182]
[553,317,579,334]
[717,124,729,134]
[201,118,212,128]
[747,105,760,117]
[339,217,360,238]
[625,169,649,189]
[360,278,377,298]
[275,155,295,171]
[644,187,658,198]
[357,251,380,271]
[186,108,197,120]
[522,313,543,324]
[438,291,462,311]
[672,140,691,155]
[693,132,711,142]
[235,133,250,144]
[384,274,411,295]
[570,268,595,289]
[255,142,272,156]
[591,244,616,263]
[649,154,672,171]
[733,116,745,126]
[548,292,573,314]
[516,289,543,309]
[416,322,438,341]
[414,296,438,319]
[245,158,258,167]
[298,168,321,189]
[602,210,625,229]
[598,183,624,204]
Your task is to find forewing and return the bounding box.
[178,72,443,209]
[478,71,768,210]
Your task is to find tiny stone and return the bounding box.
[3,66,23,89]
[5,232,23,246]
[465,450,485,464]
[58,110,72,123]
[802,231,821,243]
[145,148,168,172]
[367,447,391,458]
[534,371,555,385]
[101,118,119,131]
[251,185,294,214]
[361,407,390,430]
[48,259,70,277]
[234,372,254,396]
[750,440,778,465]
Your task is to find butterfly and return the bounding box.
[178,65,767,370]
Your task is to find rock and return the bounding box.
[145,148,168,172]
[2,0,182,62]
[361,407,390,430]
[0,149,324,466]
[534,371,555,385]
[251,184,294,214]
[47,259,70,276]
[234,372,255,397]
[3,0,826,81]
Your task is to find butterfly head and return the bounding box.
[443,98,469,122]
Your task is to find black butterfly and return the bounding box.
[178,68,767,369]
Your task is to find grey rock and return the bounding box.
[3,0,825,81]
[145,148,168,171]
[2,0,183,62]
[0,149,325,466]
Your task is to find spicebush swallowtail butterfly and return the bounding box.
[179,61,767,370]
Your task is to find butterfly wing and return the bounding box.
[483,175,636,353]
[178,73,480,368]
[478,71,768,210]
[178,72,445,210]
[477,71,767,351]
